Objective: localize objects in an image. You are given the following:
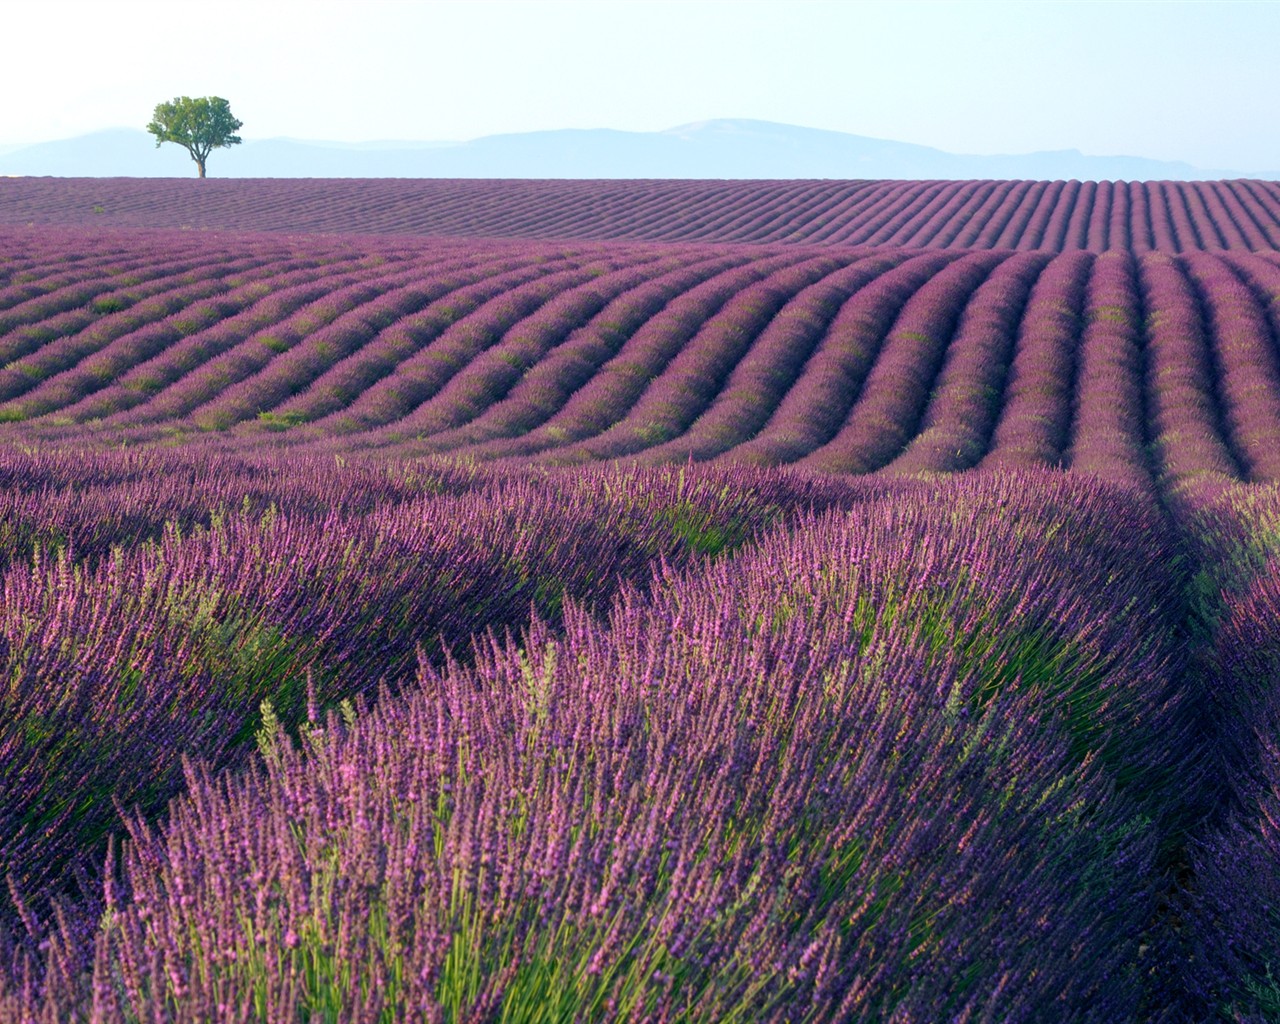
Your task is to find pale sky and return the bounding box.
[6,0,1278,171]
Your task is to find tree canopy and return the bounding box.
[146,96,242,178]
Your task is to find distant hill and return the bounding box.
[0,120,1261,181]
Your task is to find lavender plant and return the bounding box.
[980,250,1092,470]
[0,470,1174,1022]
[798,251,1003,473]
[564,255,844,460]
[1138,252,1240,504]
[638,252,907,463]
[1063,251,1155,495]
[881,251,1049,475]
[412,252,748,455]
[727,251,956,466]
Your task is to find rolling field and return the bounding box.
[2,225,1280,494]
[6,177,1280,249]
[3,181,1280,1021]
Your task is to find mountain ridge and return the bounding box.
[0,119,1265,181]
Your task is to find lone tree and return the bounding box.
[146,96,242,178]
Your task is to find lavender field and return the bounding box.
[3,180,1280,1021]
[8,177,1280,250]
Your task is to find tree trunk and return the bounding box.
[197,159,206,178]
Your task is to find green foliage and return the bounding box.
[1088,303,1136,326]
[660,500,739,558]
[258,334,289,354]
[146,96,243,178]
[91,295,128,314]
[1239,965,1280,1021]
[256,410,308,431]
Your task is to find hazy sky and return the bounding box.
[6,0,1278,171]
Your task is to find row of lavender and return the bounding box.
[1168,481,1280,1020]
[7,178,1280,251]
[1,448,893,915]
[0,453,1222,1021]
[6,230,1280,489]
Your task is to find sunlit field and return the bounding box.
[3,177,1280,1020]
